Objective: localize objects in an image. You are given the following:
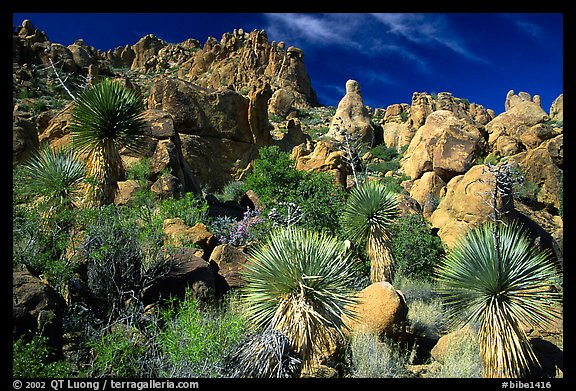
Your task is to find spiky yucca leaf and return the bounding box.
[70,78,146,206]
[435,222,562,378]
[242,227,358,370]
[20,143,85,210]
[70,78,146,155]
[341,181,399,282]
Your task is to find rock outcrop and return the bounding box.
[147,76,273,191]
[327,80,375,144]
[429,164,499,248]
[400,110,486,183]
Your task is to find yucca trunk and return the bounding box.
[367,233,395,283]
[83,139,124,207]
[270,291,339,371]
[479,298,539,378]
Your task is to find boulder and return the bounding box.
[508,135,563,212]
[409,171,446,217]
[400,110,485,182]
[342,281,408,338]
[130,34,166,70]
[429,164,500,249]
[162,218,216,258]
[275,118,311,152]
[150,137,201,194]
[148,77,266,191]
[114,180,141,206]
[141,248,215,305]
[485,99,549,155]
[13,114,39,162]
[150,173,184,199]
[247,78,273,147]
[209,244,250,292]
[327,80,375,144]
[268,88,296,117]
[293,140,347,188]
[13,271,66,355]
[431,324,476,363]
[549,94,563,122]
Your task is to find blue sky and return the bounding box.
[12,13,563,115]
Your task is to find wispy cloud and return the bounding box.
[369,13,489,64]
[264,13,362,50]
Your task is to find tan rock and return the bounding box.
[431,324,476,363]
[327,80,375,144]
[400,110,484,182]
[114,180,141,206]
[508,136,563,211]
[342,281,408,338]
[209,244,249,290]
[429,165,498,249]
[294,140,347,187]
[485,100,549,151]
[549,94,563,121]
[162,219,216,257]
[410,171,446,217]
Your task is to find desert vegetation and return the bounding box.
[13,20,563,380]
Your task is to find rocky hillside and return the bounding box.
[13,19,563,378]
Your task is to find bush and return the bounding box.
[157,293,247,377]
[158,192,209,227]
[85,324,152,378]
[13,334,74,378]
[348,332,416,378]
[243,146,302,205]
[210,208,266,246]
[390,213,445,281]
[243,146,347,235]
[215,180,245,203]
[81,204,171,320]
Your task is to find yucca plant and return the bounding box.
[70,78,146,207]
[19,143,85,214]
[341,180,399,283]
[241,227,358,372]
[225,328,302,378]
[435,221,562,378]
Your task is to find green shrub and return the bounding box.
[126,157,153,183]
[82,204,171,320]
[390,213,445,281]
[379,174,410,195]
[13,334,74,378]
[158,293,247,377]
[290,170,347,235]
[243,145,303,206]
[370,144,399,161]
[215,180,245,203]
[86,324,151,377]
[158,192,209,227]
[243,146,347,235]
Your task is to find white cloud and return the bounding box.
[370,13,489,63]
[263,13,488,67]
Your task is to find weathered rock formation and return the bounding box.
[147,76,272,191]
[400,110,486,183]
[327,80,375,144]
